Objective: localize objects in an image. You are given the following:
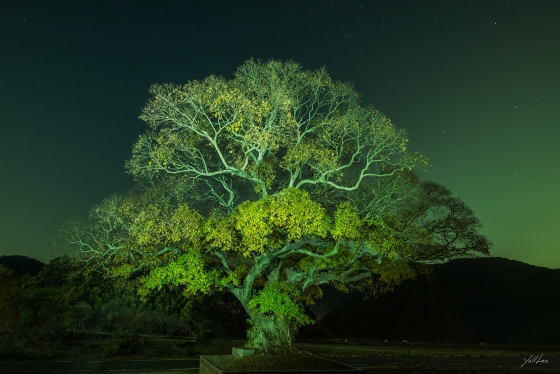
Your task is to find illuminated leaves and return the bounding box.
[279,139,339,175]
[130,204,174,248]
[137,252,225,301]
[300,284,323,306]
[124,199,205,255]
[361,218,409,258]
[111,264,135,278]
[201,213,238,252]
[224,264,249,287]
[331,201,362,241]
[247,281,315,325]
[314,245,354,270]
[298,257,313,272]
[232,188,331,256]
[55,59,462,341]
[246,154,278,189]
[170,204,205,245]
[231,200,271,255]
[365,257,419,296]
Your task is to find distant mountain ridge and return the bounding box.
[305,257,560,346]
[0,255,45,278]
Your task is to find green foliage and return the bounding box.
[247,281,315,326]
[348,257,434,301]
[297,244,355,272]
[224,263,249,287]
[232,188,331,256]
[331,201,362,241]
[112,264,135,278]
[299,284,323,306]
[0,256,245,359]
[103,340,120,358]
[47,59,492,354]
[137,251,226,300]
[361,217,410,259]
[316,245,355,270]
[0,265,18,311]
[129,201,205,250]
[201,210,239,252]
[65,301,93,332]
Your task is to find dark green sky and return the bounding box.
[1,1,559,268]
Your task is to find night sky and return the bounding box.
[2,1,559,269]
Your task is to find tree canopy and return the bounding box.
[51,59,491,354]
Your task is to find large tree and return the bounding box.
[52,60,491,354]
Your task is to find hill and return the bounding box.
[0,255,45,278]
[303,257,560,347]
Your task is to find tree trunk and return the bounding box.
[230,285,302,355]
[245,312,300,355]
